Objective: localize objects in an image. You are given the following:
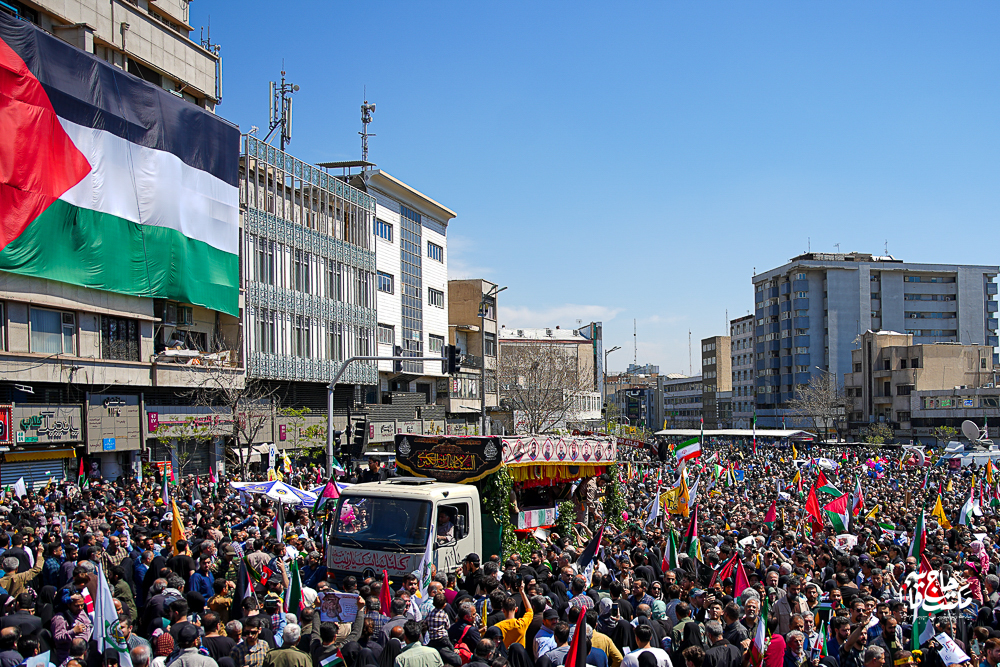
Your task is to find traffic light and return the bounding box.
[443,344,460,375]
[393,345,403,373]
[332,429,343,456]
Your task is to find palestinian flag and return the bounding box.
[822,493,850,533]
[816,471,841,496]
[908,508,926,560]
[77,457,88,489]
[792,470,803,497]
[313,479,340,516]
[319,652,345,667]
[0,13,239,314]
[763,500,777,529]
[959,487,978,526]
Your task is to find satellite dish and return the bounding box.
[962,420,981,442]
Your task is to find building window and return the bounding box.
[427,242,444,262]
[377,271,394,294]
[375,218,393,241]
[30,308,75,355]
[484,332,497,357]
[256,309,276,355]
[255,237,275,285]
[356,270,372,309]
[327,260,342,301]
[428,288,444,308]
[327,321,342,361]
[101,316,140,361]
[377,324,395,346]
[292,316,310,358]
[429,334,444,355]
[293,250,311,293]
[795,291,807,298]
[481,296,496,320]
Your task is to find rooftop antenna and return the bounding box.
[834,243,840,253]
[633,319,637,367]
[264,65,299,151]
[884,239,889,255]
[360,89,376,163]
[688,330,692,376]
[808,237,811,252]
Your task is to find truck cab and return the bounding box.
[325,478,482,581]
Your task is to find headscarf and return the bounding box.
[37,585,57,626]
[508,643,535,667]
[484,627,508,659]
[638,653,658,667]
[155,633,174,657]
[377,638,401,667]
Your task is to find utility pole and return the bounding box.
[360,95,376,162]
[479,284,507,436]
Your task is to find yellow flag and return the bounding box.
[792,444,798,460]
[864,504,880,521]
[792,470,801,485]
[677,475,690,518]
[947,478,953,492]
[931,494,952,529]
[988,461,995,486]
[170,499,185,553]
[662,487,682,514]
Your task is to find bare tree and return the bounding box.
[498,342,593,434]
[786,372,848,442]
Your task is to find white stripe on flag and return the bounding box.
[57,118,239,255]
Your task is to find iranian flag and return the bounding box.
[675,437,702,462]
[750,596,770,667]
[851,476,864,516]
[0,14,239,315]
[823,493,850,533]
[662,529,680,570]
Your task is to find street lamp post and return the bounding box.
[603,346,621,432]
[479,284,507,436]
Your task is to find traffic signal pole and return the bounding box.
[325,347,460,478]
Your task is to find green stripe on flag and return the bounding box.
[0,200,239,316]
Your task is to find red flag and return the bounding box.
[805,484,823,524]
[563,600,590,667]
[763,500,777,527]
[709,554,737,588]
[379,569,392,615]
[816,470,830,489]
[315,467,323,485]
[209,466,217,485]
[734,558,751,597]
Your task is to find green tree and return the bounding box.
[860,423,894,445]
[933,425,959,446]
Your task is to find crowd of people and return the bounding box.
[0,441,994,667]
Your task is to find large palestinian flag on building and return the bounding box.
[0,13,239,315]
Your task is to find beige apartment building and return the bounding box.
[844,330,999,440]
[701,335,732,428]
[445,279,501,434]
[5,0,221,108]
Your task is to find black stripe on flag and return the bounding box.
[0,12,239,187]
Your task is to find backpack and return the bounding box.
[454,625,473,664]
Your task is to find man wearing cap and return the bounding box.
[171,623,218,667]
[533,608,560,659]
[459,553,484,597]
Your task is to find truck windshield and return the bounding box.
[331,495,432,550]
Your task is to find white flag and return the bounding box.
[645,486,660,527]
[414,521,435,600]
[94,563,133,667]
[12,478,27,498]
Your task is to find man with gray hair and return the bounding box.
[0,542,42,597]
[704,620,741,667]
[863,646,886,667]
[260,624,310,667]
[130,643,152,667]
[226,620,243,644]
[987,574,1000,606]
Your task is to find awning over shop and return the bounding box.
[653,428,816,441]
[4,448,77,462]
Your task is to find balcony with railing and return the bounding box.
[459,353,483,369]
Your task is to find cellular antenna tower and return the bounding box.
[360,93,376,162]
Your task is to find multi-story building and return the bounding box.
[627,363,660,375]
[0,4,232,485]
[753,252,999,428]
[730,314,755,428]
[349,170,454,407]
[446,279,501,434]
[658,374,703,430]
[497,325,602,433]
[844,330,998,441]
[2,0,221,109]
[701,336,731,428]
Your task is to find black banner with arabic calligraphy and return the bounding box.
[394,434,503,483]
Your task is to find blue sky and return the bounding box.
[193,2,1000,374]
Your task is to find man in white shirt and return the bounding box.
[622,624,672,667]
